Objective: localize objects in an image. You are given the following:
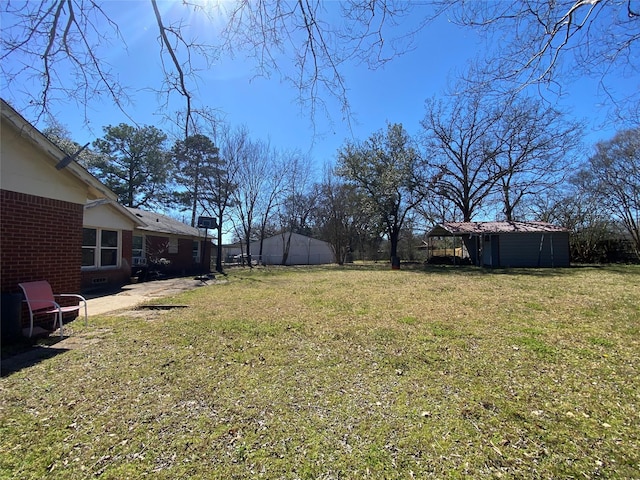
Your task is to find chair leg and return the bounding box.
[55,310,64,338]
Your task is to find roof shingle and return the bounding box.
[128,208,204,237]
[429,221,568,236]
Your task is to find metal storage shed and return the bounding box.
[258,232,335,265]
[223,232,335,266]
[427,221,571,268]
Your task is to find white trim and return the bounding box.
[82,227,121,270]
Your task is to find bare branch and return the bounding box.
[1,0,131,123]
[150,0,192,138]
[2,1,439,131]
[440,0,640,121]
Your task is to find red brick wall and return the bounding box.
[177,238,195,274]
[145,235,209,276]
[1,189,83,295]
[122,230,133,272]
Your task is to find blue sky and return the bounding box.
[2,1,630,176]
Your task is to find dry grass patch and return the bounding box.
[1,265,639,479]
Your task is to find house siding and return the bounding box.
[81,201,137,291]
[1,127,89,205]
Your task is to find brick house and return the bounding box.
[127,208,212,277]
[0,99,137,335]
[82,199,145,291]
[1,99,117,293]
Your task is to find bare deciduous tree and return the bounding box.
[313,167,374,265]
[231,134,287,267]
[577,127,640,258]
[275,152,315,265]
[493,97,583,221]
[1,1,131,122]
[421,91,504,222]
[199,125,242,273]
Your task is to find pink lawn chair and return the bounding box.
[18,281,88,338]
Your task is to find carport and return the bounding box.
[427,221,571,268]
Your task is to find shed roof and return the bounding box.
[428,221,569,237]
[127,208,204,238]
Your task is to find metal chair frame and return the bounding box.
[18,281,88,338]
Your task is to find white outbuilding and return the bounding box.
[223,232,335,266]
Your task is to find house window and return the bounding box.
[82,228,97,267]
[82,228,120,268]
[193,241,201,263]
[101,230,118,266]
[133,235,146,264]
[168,238,178,254]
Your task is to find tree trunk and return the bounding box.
[390,229,400,270]
[215,224,224,273]
[245,228,253,268]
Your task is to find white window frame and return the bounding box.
[82,227,121,270]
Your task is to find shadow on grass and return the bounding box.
[423,263,640,277]
[334,262,574,277]
[1,337,70,378]
[230,262,640,280]
[333,262,640,277]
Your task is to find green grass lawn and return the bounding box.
[1,265,639,479]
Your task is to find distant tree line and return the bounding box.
[44,93,640,268]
